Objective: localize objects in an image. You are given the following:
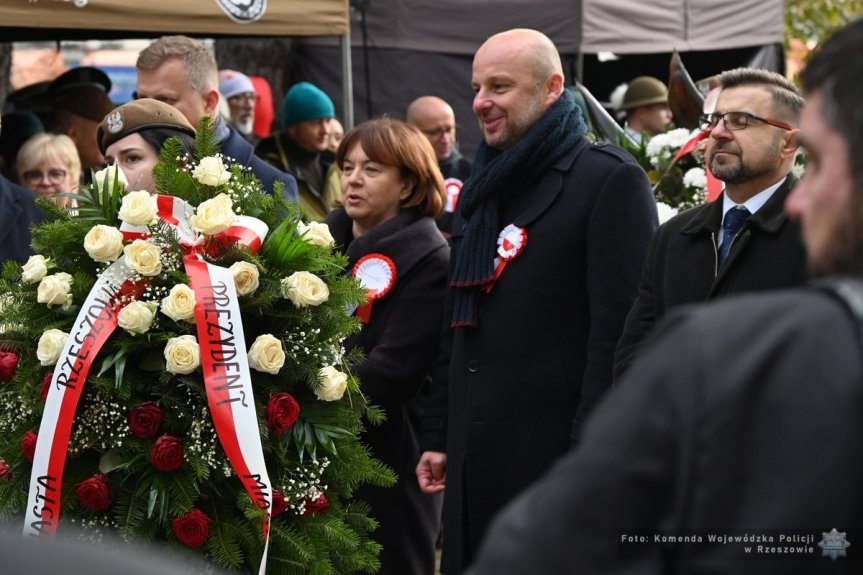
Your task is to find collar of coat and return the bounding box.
[680,173,797,237]
[325,207,448,280]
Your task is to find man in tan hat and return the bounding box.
[619,76,673,143]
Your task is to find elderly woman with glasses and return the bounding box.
[16,133,81,208]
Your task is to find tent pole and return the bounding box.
[341,28,354,130]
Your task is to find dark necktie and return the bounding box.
[718,206,750,266]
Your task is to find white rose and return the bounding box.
[164,335,200,375]
[37,328,69,366]
[297,221,335,248]
[230,261,260,296]
[123,240,163,277]
[37,272,73,309]
[280,271,329,308]
[118,301,158,335]
[93,164,128,194]
[161,284,197,322]
[83,225,124,263]
[118,190,157,226]
[315,366,347,401]
[21,255,49,283]
[192,156,232,187]
[247,334,285,375]
[190,193,236,235]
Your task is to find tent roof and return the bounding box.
[0,0,349,41]
[307,0,783,55]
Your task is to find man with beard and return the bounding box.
[614,68,807,379]
[415,28,657,574]
[466,18,863,574]
[218,70,257,144]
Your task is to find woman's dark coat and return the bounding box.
[325,206,450,575]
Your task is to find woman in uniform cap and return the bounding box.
[97,98,196,193]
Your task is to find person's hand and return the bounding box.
[416,451,447,494]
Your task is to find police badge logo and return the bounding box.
[105,111,124,134]
[818,528,850,560]
[213,0,267,24]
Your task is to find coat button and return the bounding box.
[467,360,479,373]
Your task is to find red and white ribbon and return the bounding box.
[352,254,397,324]
[26,195,272,573]
[443,178,463,214]
[483,224,527,294]
[186,258,272,573]
[24,258,134,536]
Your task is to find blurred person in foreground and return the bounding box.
[614,68,807,380]
[97,98,196,194]
[323,118,449,574]
[135,35,297,201]
[467,17,863,575]
[415,28,657,574]
[17,133,80,208]
[407,95,473,237]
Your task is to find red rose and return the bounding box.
[272,490,288,518]
[0,351,19,382]
[303,492,330,517]
[40,373,52,400]
[0,459,10,480]
[74,474,113,510]
[129,402,162,438]
[150,435,184,471]
[172,508,211,548]
[265,393,301,435]
[21,431,38,463]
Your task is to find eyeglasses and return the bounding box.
[421,126,456,138]
[228,93,256,103]
[699,111,794,132]
[23,169,68,185]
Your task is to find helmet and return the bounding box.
[621,76,668,111]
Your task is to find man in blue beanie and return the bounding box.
[255,82,341,220]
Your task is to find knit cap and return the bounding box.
[281,82,335,128]
[219,70,256,100]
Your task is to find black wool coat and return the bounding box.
[0,175,43,266]
[614,175,807,380]
[325,207,449,575]
[420,138,658,574]
[468,288,863,574]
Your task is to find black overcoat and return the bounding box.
[468,288,863,574]
[614,176,807,379]
[325,207,449,575]
[421,139,658,573]
[0,175,43,266]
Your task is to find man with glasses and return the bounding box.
[218,70,258,144]
[614,68,807,379]
[407,96,473,236]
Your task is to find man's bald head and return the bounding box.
[407,96,458,161]
[478,29,563,88]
